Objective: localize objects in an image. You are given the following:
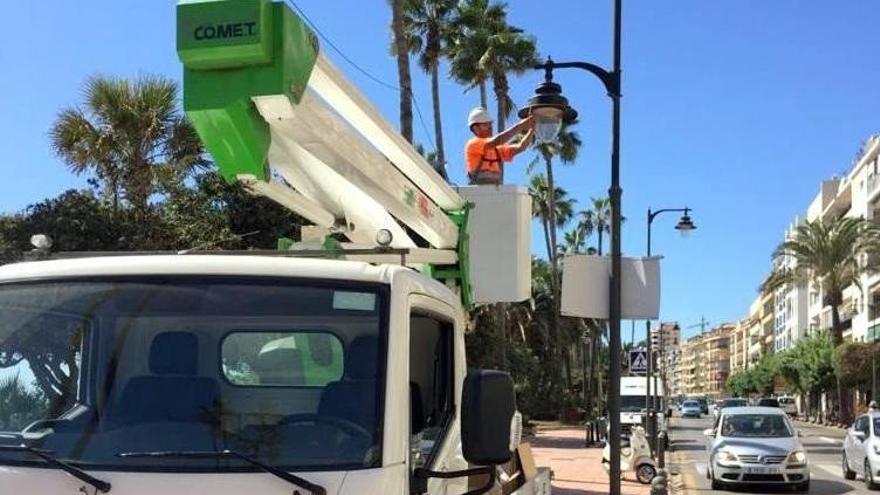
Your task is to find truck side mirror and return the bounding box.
[461,369,516,465]
[411,370,515,495]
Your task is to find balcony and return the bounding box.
[869,172,880,203]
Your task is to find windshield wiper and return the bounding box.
[0,444,111,493]
[117,450,325,495]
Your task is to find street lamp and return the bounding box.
[646,207,696,456]
[519,63,578,144]
[521,1,624,492]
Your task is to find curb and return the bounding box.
[666,420,702,495]
[667,445,701,495]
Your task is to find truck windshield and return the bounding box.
[0,277,387,472]
[621,395,660,412]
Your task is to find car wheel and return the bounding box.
[843,452,856,480]
[636,463,656,484]
[794,480,810,492]
[710,476,724,490]
[867,459,878,489]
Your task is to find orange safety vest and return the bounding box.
[465,138,515,179]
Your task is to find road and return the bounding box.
[667,413,867,495]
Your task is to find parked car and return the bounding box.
[713,398,749,422]
[681,400,702,418]
[778,396,798,416]
[756,397,780,408]
[705,406,809,491]
[842,411,880,488]
[696,397,709,414]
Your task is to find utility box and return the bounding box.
[456,185,531,303]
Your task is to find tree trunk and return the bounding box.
[545,155,566,388]
[597,228,604,256]
[493,72,508,131]
[430,63,447,179]
[391,0,413,143]
[492,73,509,185]
[479,81,488,109]
[831,302,850,423]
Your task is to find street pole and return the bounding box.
[608,1,624,493]
[525,2,624,491]
[644,206,694,455]
[646,210,654,456]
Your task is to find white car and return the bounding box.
[705,406,809,491]
[842,412,880,488]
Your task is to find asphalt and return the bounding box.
[667,412,869,495]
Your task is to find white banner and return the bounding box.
[560,255,662,319]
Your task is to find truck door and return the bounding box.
[407,295,466,495]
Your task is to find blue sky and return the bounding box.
[1,1,878,341]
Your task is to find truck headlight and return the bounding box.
[716,451,738,466]
[787,450,807,466]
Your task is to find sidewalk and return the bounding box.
[529,427,651,495]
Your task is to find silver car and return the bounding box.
[705,406,809,491]
[842,411,880,488]
[681,400,701,418]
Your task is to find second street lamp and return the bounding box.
[645,207,695,457]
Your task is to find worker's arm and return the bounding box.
[485,117,532,148]
[509,128,534,155]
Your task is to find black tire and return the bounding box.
[794,480,810,492]
[843,452,856,480]
[867,459,878,490]
[711,477,724,490]
[636,463,656,484]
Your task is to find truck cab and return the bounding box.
[0,255,545,494]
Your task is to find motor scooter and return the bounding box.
[601,425,657,484]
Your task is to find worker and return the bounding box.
[465,107,534,185]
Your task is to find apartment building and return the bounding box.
[729,316,750,373]
[679,324,733,399]
[651,322,681,396]
[801,135,880,342]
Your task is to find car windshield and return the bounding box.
[873,418,880,437]
[683,401,698,408]
[0,277,387,472]
[721,399,748,408]
[720,414,793,438]
[758,398,779,407]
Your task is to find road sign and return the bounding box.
[629,350,647,375]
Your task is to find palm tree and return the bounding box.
[402,0,455,177]
[446,0,538,128]
[50,75,205,219]
[581,197,613,255]
[762,216,880,423]
[531,120,581,274]
[529,175,576,263]
[446,0,505,108]
[389,0,414,143]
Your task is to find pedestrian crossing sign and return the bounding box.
[630,350,647,374]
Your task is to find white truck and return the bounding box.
[0,1,552,494]
[620,376,665,438]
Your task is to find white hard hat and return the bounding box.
[467,107,492,127]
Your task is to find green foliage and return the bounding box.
[777,330,836,396]
[750,353,779,396]
[726,371,752,397]
[50,75,208,216]
[833,341,876,386]
[726,355,778,397]
[0,374,48,431]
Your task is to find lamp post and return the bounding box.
[646,208,695,454]
[519,1,623,492]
